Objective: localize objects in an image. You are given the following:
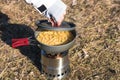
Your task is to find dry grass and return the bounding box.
[0,0,120,80]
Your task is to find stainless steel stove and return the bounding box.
[41,50,70,80]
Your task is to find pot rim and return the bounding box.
[35,20,76,31]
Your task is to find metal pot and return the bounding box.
[12,20,76,54]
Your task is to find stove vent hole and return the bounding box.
[65,71,67,73]
[53,75,56,77]
[45,73,48,75]
[61,73,64,76]
[49,74,52,77]
[57,74,60,77]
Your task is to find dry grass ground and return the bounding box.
[0,0,120,80]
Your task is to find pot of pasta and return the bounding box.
[12,20,76,54]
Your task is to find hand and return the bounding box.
[49,11,66,27]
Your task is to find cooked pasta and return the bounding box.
[36,30,74,46]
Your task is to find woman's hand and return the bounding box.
[49,11,66,27]
[25,0,67,27]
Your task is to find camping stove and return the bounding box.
[41,50,70,80]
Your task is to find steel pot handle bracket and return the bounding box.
[12,37,38,48]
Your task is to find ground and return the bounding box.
[0,0,120,80]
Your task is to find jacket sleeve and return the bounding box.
[25,0,67,21]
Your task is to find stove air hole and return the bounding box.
[65,71,67,74]
[61,73,64,76]
[57,74,60,77]
[49,74,52,77]
[53,75,56,77]
[45,73,48,75]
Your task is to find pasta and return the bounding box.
[36,30,74,46]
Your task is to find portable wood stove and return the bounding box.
[11,20,76,80]
[41,50,70,80]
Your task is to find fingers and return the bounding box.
[57,11,66,26]
[49,11,66,27]
[49,18,57,27]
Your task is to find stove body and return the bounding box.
[35,21,76,80]
[41,50,70,80]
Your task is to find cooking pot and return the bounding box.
[12,20,76,54]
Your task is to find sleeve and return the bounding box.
[25,0,67,21]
